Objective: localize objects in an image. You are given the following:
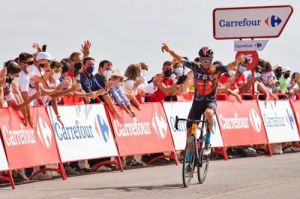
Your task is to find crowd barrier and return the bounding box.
[0,96,300,189]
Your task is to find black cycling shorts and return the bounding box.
[186,100,217,129]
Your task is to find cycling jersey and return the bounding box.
[183,61,227,102]
[183,60,227,128]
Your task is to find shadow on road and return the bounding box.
[65,183,184,192]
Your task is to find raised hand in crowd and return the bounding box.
[81,40,92,57]
[0,68,7,107]
[161,42,171,53]
[236,54,245,65]
[32,42,42,52]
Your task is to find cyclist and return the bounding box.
[161,43,243,161]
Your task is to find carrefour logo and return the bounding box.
[218,113,249,130]
[2,125,36,147]
[265,15,282,27]
[113,117,151,137]
[219,18,261,28]
[170,116,186,132]
[95,114,110,143]
[37,117,53,149]
[286,109,295,130]
[218,15,282,28]
[54,120,94,141]
[152,112,168,139]
[249,109,262,133]
[263,114,285,128]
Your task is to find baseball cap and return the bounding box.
[273,64,283,71]
[283,67,291,73]
[36,52,53,61]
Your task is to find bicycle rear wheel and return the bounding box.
[182,137,196,187]
[197,138,210,184]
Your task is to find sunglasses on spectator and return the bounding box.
[23,61,34,65]
[53,69,62,73]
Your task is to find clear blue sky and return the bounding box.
[0,0,298,77]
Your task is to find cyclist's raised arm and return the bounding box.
[161,43,183,63]
[161,43,199,70]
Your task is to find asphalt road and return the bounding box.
[1,152,300,199]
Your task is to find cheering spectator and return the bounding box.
[80,57,106,99]
[67,40,91,78]
[218,62,242,103]
[260,61,276,92]
[273,64,283,80]
[287,72,299,100]
[123,63,144,110]
[278,67,291,94]
[145,61,184,102]
[93,60,120,116]
[108,70,135,117]
[95,60,112,89]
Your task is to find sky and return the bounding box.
[0,0,298,77]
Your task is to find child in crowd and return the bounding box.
[109,70,135,117]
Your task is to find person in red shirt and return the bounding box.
[218,62,242,102]
[145,61,182,102]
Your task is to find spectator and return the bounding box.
[218,62,242,102]
[80,57,106,98]
[68,52,82,78]
[4,60,39,111]
[273,64,283,80]
[287,72,299,100]
[95,60,112,89]
[145,61,183,102]
[0,68,6,107]
[50,61,63,81]
[108,70,135,117]
[139,62,149,80]
[260,61,276,92]
[278,67,291,94]
[67,41,91,78]
[94,60,120,116]
[123,63,144,110]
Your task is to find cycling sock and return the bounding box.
[185,151,193,162]
[205,132,211,147]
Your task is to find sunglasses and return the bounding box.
[24,61,34,65]
[53,69,62,73]
[201,60,211,64]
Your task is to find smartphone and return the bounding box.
[42,45,47,52]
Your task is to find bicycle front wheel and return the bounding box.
[182,137,196,188]
[197,139,210,184]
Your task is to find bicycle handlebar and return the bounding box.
[174,116,207,130]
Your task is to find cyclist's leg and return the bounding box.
[203,102,217,150]
[186,101,205,161]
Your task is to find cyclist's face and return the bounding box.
[200,57,213,69]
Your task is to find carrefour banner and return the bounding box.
[216,101,268,147]
[47,104,118,162]
[0,107,61,170]
[258,101,300,143]
[290,100,300,137]
[163,102,224,150]
[0,139,9,171]
[108,103,175,156]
